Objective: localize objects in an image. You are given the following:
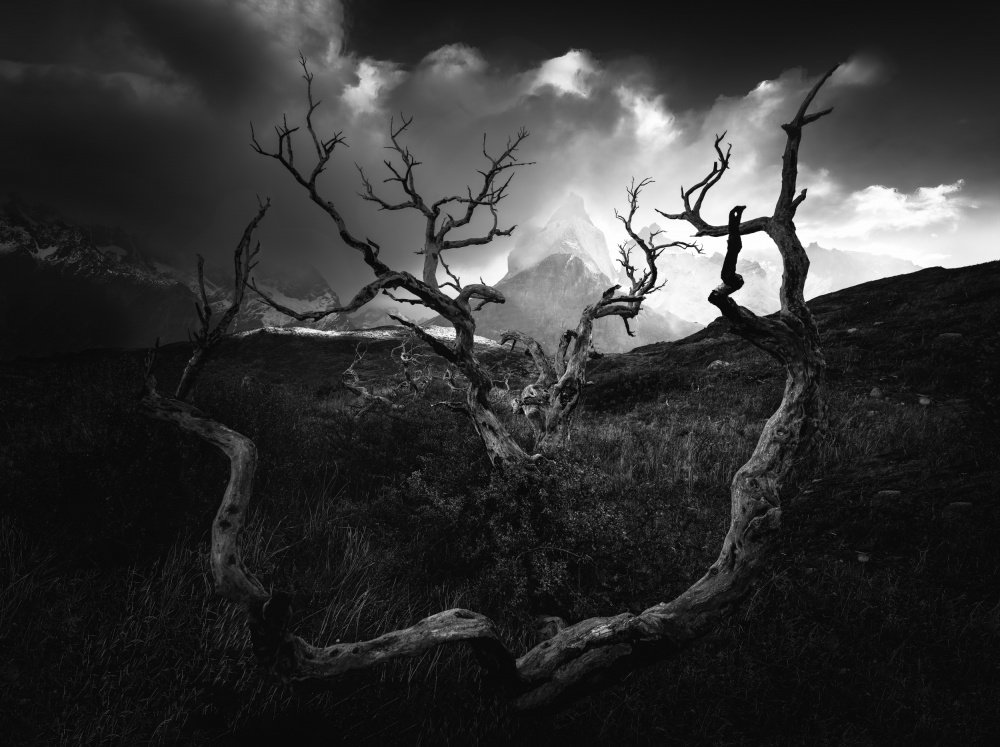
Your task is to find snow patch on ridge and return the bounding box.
[239,324,501,347]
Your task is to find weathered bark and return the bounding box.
[392,335,431,398]
[499,329,556,437]
[503,179,698,452]
[142,64,836,713]
[389,314,536,464]
[250,55,534,465]
[141,366,266,607]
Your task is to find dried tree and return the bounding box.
[137,66,837,712]
[248,55,535,464]
[388,333,454,400]
[339,343,405,417]
[175,199,269,401]
[502,178,698,451]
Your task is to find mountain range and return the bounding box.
[636,223,922,325]
[0,196,351,359]
[0,192,925,360]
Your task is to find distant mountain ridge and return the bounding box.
[0,196,350,359]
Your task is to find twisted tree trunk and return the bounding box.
[141,65,836,713]
[139,196,824,709]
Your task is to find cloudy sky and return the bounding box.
[2,1,997,302]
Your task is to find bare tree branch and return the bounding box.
[387,315,460,366]
[250,270,419,322]
[653,133,770,238]
[175,199,270,401]
[775,66,838,220]
[250,55,385,274]
[356,114,435,216]
[706,206,796,363]
[339,344,404,417]
[250,56,536,464]
[436,129,533,242]
[503,178,703,450]
[500,331,557,387]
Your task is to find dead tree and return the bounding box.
[502,178,698,451]
[341,343,405,417]
[175,199,269,401]
[136,66,837,712]
[390,333,458,401]
[392,335,428,398]
[248,55,535,465]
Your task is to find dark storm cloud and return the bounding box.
[0,1,121,67]
[0,61,228,237]
[0,0,349,257]
[3,0,344,109]
[118,0,280,108]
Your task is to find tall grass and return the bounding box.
[1,337,997,744]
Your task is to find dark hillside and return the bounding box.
[595,261,1000,412]
[1,261,998,745]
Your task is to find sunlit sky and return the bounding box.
[2,1,997,300]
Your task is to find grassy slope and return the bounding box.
[1,261,998,745]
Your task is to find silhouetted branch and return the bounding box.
[251,55,534,463]
[175,199,269,401]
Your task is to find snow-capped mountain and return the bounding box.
[507,193,620,280]
[473,252,701,354]
[0,196,346,359]
[450,194,703,354]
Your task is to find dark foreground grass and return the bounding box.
[2,263,999,745]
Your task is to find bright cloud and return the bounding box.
[616,86,676,148]
[333,55,987,281]
[528,50,596,97]
[833,181,973,237]
[342,58,405,117]
[96,32,978,300]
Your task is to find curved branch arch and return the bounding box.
[142,64,837,713]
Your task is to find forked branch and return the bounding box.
[653,132,768,237]
[250,55,536,464]
[250,55,385,274]
[606,177,699,335]
[176,199,269,401]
